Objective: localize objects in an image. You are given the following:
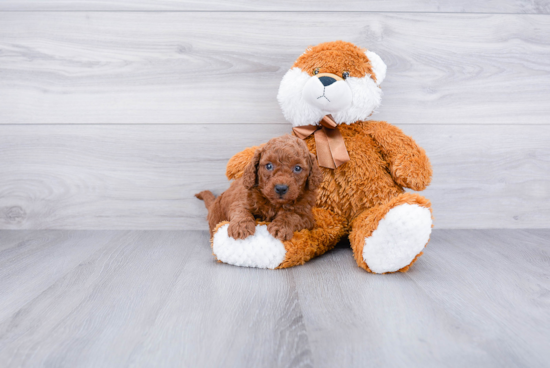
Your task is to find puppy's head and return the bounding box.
[277,40,387,127]
[243,135,322,205]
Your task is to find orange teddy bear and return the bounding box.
[208,41,433,273]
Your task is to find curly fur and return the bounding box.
[196,135,322,241]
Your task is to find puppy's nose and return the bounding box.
[275,184,289,196]
[319,76,337,87]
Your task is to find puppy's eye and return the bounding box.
[265,163,273,171]
[313,68,319,75]
[342,71,350,80]
[293,165,302,173]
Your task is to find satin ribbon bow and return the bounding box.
[292,114,350,169]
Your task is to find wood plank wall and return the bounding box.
[1,3,549,230]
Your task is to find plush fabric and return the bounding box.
[212,223,287,269]
[210,40,434,273]
[211,208,346,269]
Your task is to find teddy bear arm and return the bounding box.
[225,144,265,180]
[367,122,432,191]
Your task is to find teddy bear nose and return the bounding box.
[319,76,337,87]
[275,185,289,195]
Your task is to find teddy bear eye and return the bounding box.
[293,165,302,173]
[313,68,319,75]
[265,163,273,171]
[342,71,350,80]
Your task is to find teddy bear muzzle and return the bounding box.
[302,72,352,113]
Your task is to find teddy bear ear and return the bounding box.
[365,50,387,85]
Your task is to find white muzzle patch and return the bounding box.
[302,77,352,114]
[277,67,383,127]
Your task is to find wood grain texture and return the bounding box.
[1,12,550,125]
[0,230,312,368]
[0,231,119,322]
[292,229,550,367]
[2,0,550,12]
[0,124,548,230]
[0,229,548,367]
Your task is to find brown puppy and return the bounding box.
[196,134,323,241]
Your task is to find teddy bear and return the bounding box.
[208,40,433,273]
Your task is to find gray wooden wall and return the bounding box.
[1,1,549,230]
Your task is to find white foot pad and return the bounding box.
[363,204,432,273]
[212,224,287,269]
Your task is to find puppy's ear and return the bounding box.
[243,148,262,190]
[307,153,323,191]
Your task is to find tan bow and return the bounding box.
[292,114,350,169]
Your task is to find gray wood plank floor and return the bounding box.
[0,229,548,367]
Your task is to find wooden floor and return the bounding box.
[0,229,548,367]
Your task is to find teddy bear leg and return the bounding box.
[349,193,433,274]
[210,208,347,270]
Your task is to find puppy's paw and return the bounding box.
[227,220,256,240]
[267,222,294,241]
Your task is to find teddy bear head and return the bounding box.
[277,40,387,127]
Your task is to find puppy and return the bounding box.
[196,134,323,241]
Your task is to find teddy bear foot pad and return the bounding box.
[212,224,287,269]
[363,204,432,274]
